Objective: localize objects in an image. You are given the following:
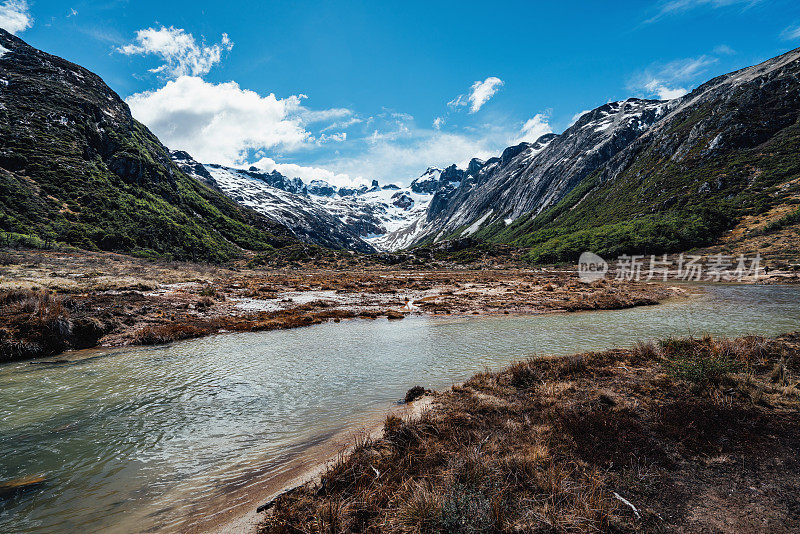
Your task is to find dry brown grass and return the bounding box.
[1,248,679,362]
[129,323,208,345]
[0,288,114,361]
[0,289,73,361]
[259,333,800,533]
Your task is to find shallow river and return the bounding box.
[1,284,798,533]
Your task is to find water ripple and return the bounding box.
[0,284,798,532]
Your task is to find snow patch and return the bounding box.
[462,209,493,236]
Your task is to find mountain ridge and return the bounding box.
[0,29,300,262]
[170,153,463,252]
[2,28,798,264]
[471,46,800,262]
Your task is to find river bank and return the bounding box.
[2,284,799,533]
[0,249,679,363]
[256,331,800,533]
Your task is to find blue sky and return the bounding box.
[3,0,800,185]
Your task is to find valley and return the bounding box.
[1,283,798,534]
[1,10,799,534]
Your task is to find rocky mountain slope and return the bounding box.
[385,99,670,249]
[480,46,800,262]
[0,29,302,262]
[171,153,460,252]
[171,152,375,253]
[388,47,800,261]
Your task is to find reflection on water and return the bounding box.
[1,284,798,532]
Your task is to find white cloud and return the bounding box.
[317,132,347,143]
[713,44,736,55]
[781,24,800,41]
[468,77,504,113]
[0,0,32,35]
[127,76,311,165]
[124,64,542,187]
[257,111,541,185]
[328,119,515,183]
[514,114,553,144]
[632,55,717,100]
[644,80,688,99]
[320,116,362,132]
[364,111,414,144]
[118,26,233,78]
[262,108,555,186]
[433,116,444,129]
[657,55,718,80]
[646,0,760,23]
[300,107,353,124]
[449,76,504,113]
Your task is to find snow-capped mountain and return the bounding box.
[386,98,671,248]
[172,152,375,253]
[170,152,457,252]
[310,178,440,249]
[171,97,674,253]
[386,47,800,256]
[173,46,800,257]
[170,97,668,253]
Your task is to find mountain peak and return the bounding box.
[0,31,296,261]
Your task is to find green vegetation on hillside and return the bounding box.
[0,117,293,262]
[475,106,800,263]
[0,30,294,262]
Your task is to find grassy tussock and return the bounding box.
[259,333,800,533]
[129,323,208,345]
[0,289,74,361]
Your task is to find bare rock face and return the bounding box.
[406,100,668,244]
[386,47,800,253]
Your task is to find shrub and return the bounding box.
[762,206,800,233]
[632,340,659,361]
[399,483,444,533]
[438,485,495,534]
[199,285,216,297]
[196,296,214,310]
[666,354,738,386]
[0,289,78,361]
